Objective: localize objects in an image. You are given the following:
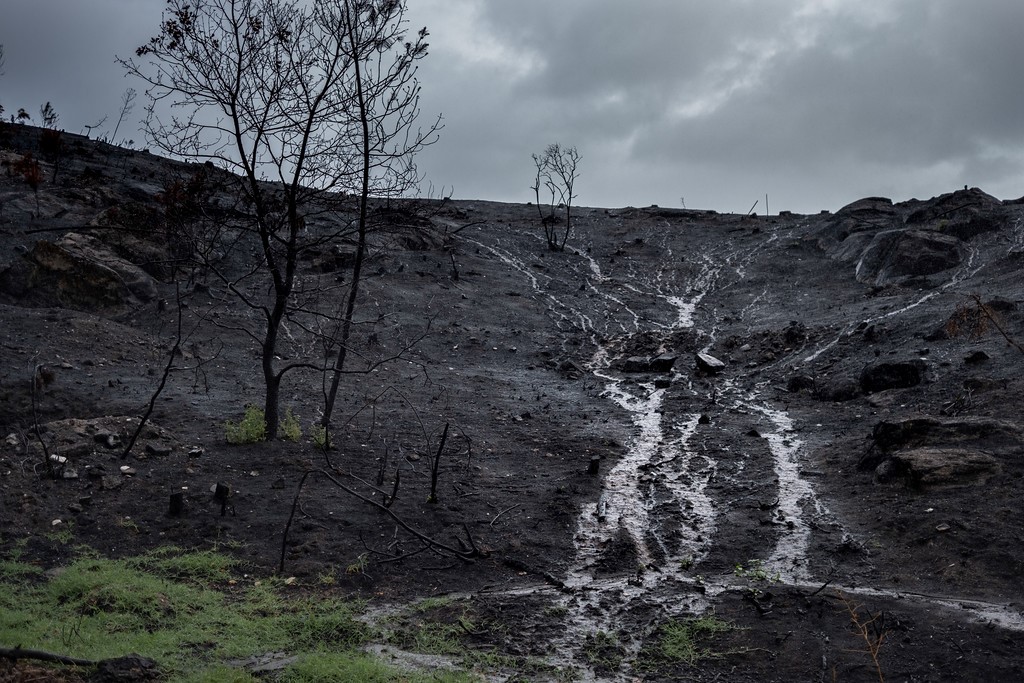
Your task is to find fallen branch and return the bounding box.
[0,645,95,667]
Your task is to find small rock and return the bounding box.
[62,468,79,480]
[649,354,678,373]
[94,432,122,449]
[964,350,990,365]
[695,352,726,375]
[4,433,18,447]
[68,503,84,514]
[187,446,204,457]
[101,475,124,490]
[787,375,816,393]
[698,414,711,425]
[145,442,173,456]
[936,523,951,533]
[622,356,651,373]
[120,465,137,475]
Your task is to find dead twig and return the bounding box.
[490,503,520,526]
[834,590,890,683]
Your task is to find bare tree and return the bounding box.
[532,143,581,251]
[110,88,137,144]
[121,0,439,438]
[0,44,5,118]
[318,0,441,439]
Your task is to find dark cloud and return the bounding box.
[2,0,1022,212]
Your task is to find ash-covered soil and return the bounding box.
[2,124,1023,681]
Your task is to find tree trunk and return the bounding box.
[263,307,284,440]
[321,10,371,440]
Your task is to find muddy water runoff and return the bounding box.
[470,225,1024,680]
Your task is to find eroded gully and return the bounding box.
[466,222,1024,680]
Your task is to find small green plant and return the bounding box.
[345,553,369,575]
[278,407,302,442]
[582,630,624,673]
[733,559,780,583]
[44,520,75,545]
[317,567,336,586]
[311,423,330,450]
[654,615,732,665]
[224,405,267,444]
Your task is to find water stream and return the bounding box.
[466,223,1024,679]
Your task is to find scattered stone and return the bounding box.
[649,354,677,372]
[814,377,861,402]
[94,431,121,449]
[964,350,991,364]
[101,475,124,490]
[145,442,173,456]
[695,352,726,375]
[3,433,18,447]
[68,502,84,514]
[787,375,815,393]
[187,446,204,457]
[120,465,137,475]
[860,360,926,393]
[622,356,650,373]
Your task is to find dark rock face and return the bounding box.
[871,416,1022,453]
[860,360,926,393]
[890,448,999,486]
[814,377,861,402]
[854,229,965,285]
[0,232,156,310]
[810,196,899,251]
[905,187,1003,231]
[864,416,1021,486]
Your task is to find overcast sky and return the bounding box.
[3,0,1023,213]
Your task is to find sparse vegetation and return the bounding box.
[311,423,330,450]
[224,405,268,444]
[636,614,736,671]
[733,559,780,583]
[279,407,302,442]
[581,630,624,673]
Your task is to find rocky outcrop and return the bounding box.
[0,232,157,310]
[862,416,1021,486]
[853,229,965,285]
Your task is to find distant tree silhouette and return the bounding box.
[532,143,581,251]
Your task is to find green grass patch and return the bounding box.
[640,614,736,669]
[0,548,479,682]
